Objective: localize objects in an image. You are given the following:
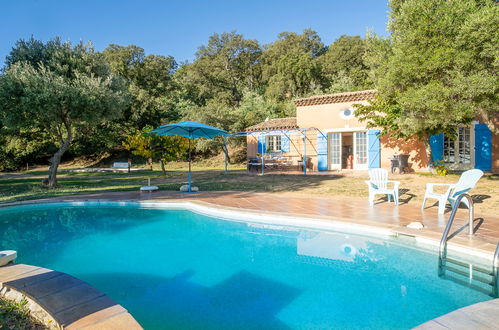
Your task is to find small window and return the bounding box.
[340,108,354,119]
[266,135,282,153]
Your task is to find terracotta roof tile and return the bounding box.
[294,90,376,107]
[246,117,298,132]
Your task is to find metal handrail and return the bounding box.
[438,194,474,275]
[493,243,499,297]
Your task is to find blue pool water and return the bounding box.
[0,203,491,329]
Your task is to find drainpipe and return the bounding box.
[223,136,228,174]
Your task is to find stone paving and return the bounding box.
[415,298,499,329]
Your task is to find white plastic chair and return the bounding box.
[365,169,400,206]
[422,169,483,214]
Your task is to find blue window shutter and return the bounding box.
[257,135,265,153]
[317,132,328,171]
[368,129,381,169]
[429,133,444,162]
[281,134,290,152]
[474,124,492,171]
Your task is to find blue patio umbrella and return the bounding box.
[151,121,228,192]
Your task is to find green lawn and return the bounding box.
[0,164,497,216]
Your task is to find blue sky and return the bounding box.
[1,0,389,65]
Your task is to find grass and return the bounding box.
[0,163,497,216]
[0,297,47,329]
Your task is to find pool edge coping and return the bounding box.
[0,263,143,329]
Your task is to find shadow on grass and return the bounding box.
[397,188,416,204]
[0,170,345,204]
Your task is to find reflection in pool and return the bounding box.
[0,203,491,329]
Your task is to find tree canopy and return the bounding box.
[320,35,371,91]
[356,0,498,147]
[0,38,128,185]
[262,29,326,101]
[103,44,179,129]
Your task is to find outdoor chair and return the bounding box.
[365,168,400,206]
[422,169,483,214]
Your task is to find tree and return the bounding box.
[355,0,498,162]
[178,31,262,108]
[320,35,371,90]
[0,38,128,186]
[262,29,326,100]
[231,91,295,133]
[452,1,498,133]
[103,45,179,129]
[123,127,189,174]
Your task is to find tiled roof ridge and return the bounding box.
[246,117,298,132]
[294,89,376,107]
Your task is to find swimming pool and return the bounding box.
[0,202,491,329]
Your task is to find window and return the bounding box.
[355,132,367,165]
[266,135,281,153]
[444,127,471,164]
[329,133,341,165]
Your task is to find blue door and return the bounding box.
[429,133,444,163]
[368,129,380,169]
[317,132,328,171]
[475,124,492,171]
[281,134,290,152]
[257,135,265,154]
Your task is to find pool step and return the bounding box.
[445,257,493,276]
[439,257,496,297]
[436,196,499,298]
[443,265,494,285]
[441,272,494,296]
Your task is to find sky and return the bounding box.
[0,0,390,65]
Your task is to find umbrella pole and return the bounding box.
[224,136,228,174]
[188,138,192,192]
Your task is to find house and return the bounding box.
[246,90,497,173]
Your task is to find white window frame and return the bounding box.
[354,131,368,170]
[266,135,282,153]
[443,125,474,170]
[328,133,342,170]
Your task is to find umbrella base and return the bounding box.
[180,185,199,192]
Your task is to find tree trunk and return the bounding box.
[46,122,73,188]
[222,141,231,164]
[477,108,499,135]
[160,159,166,176]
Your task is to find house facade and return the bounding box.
[246,90,497,173]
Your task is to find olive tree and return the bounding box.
[0,38,128,186]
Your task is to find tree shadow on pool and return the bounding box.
[82,269,300,329]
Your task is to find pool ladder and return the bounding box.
[438,194,499,297]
